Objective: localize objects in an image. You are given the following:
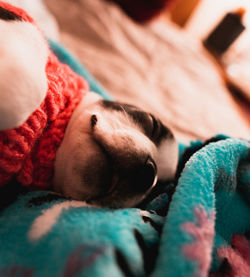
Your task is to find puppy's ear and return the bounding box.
[0,5,48,130]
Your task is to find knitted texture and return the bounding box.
[0,52,88,189]
[0,2,89,188]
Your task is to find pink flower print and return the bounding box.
[212,233,250,277]
[182,206,215,277]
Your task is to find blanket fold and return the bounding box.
[0,136,249,277]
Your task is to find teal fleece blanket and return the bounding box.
[0,43,249,277]
[0,135,249,277]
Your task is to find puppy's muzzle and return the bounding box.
[90,113,158,197]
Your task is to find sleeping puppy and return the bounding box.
[0,2,178,208]
[53,93,178,208]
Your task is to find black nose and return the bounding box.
[135,157,157,192]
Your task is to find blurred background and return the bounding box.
[172,0,250,118]
[169,0,250,66]
[6,0,250,142]
[183,0,250,50]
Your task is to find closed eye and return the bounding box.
[150,114,158,139]
[149,114,170,145]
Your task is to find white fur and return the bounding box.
[0,20,48,130]
[53,93,107,198]
[155,138,178,181]
[92,109,157,159]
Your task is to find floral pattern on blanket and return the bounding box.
[0,135,249,277]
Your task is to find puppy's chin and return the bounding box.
[87,184,155,208]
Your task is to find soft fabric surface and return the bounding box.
[0,51,88,189]
[0,135,249,276]
[45,0,250,143]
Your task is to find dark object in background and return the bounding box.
[108,0,175,22]
[204,8,246,55]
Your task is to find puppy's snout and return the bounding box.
[135,157,157,193]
